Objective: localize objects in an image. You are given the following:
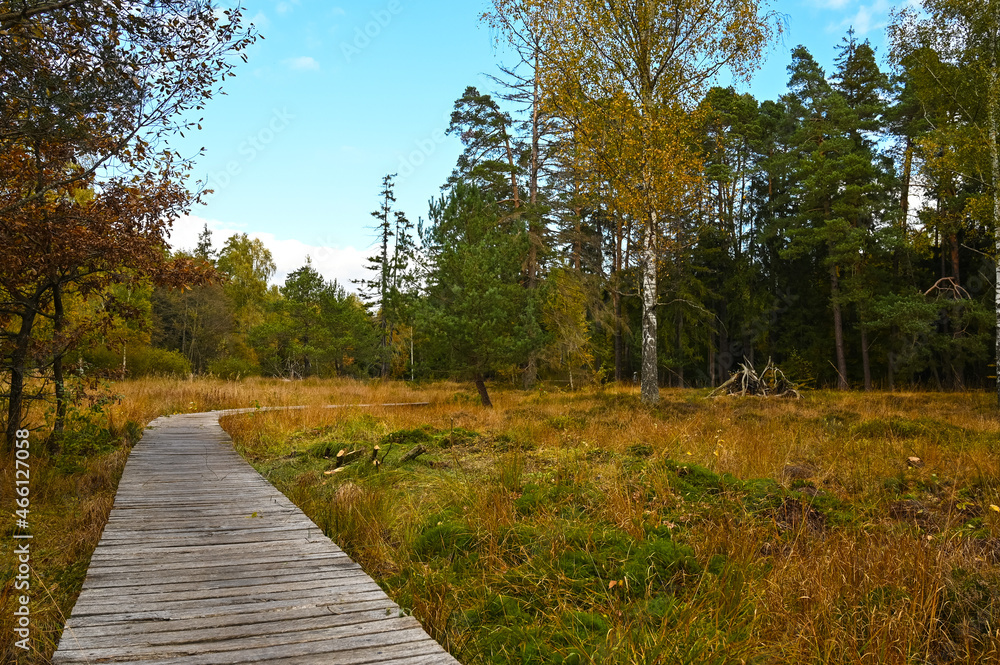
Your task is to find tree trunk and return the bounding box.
[719,300,729,379]
[526,54,541,289]
[522,356,537,390]
[991,48,1000,408]
[5,301,38,451]
[896,138,913,278]
[675,309,684,388]
[830,264,849,390]
[708,335,716,387]
[887,349,895,391]
[521,53,542,385]
[572,177,583,272]
[475,375,493,408]
[901,138,913,230]
[613,286,623,382]
[641,217,659,404]
[613,212,624,383]
[888,324,899,391]
[949,232,960,284]
[502,132,520,209]
[181,296,189,359]
[860,323,872,392]
[53,282,66,435]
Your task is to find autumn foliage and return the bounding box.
[0,1,256,448]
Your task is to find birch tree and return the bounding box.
[489,0,777,403]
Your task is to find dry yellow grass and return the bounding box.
[5,377,999,664]
[213,381,999,664]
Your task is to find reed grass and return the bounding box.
[217,383,1000,664]
[4,377,999,663]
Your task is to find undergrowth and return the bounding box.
[0,400,143,664]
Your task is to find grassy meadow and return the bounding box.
[3,377,1000,663]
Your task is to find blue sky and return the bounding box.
[170,0,909,287]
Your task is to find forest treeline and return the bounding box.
[2,0,998,442]
[138,11,997,404]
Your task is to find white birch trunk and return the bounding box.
[991,58,1000,408]
[641,214,659,404]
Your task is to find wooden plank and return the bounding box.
[59,598,404,632]
[255,653,462,665]
[83,559,362,582]
[54,618,429,660]
[84,552,351,576]
[56,637,448,665]
[56,629,446,665]
[59,602,403,640]
[76,570,378,602]
[52,411,460,664]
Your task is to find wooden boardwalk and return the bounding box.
[53,412,460,664]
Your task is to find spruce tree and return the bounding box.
[832,32,895,390]
[356,174,415,378]
[781,45,878,389]
[418,181,541,406]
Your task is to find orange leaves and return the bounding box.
[158,256,221,291]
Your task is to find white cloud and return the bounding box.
[834,0,892,35]
[811,0,853,10]
[283,56,320,71]
[275,0,300,15]
[168,214,370,291]
[248,10,269,29]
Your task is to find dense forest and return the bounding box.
[145,13,998,402]
[2,0,999,435]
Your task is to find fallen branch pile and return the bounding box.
[709,359,801,398]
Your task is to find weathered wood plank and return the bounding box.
[52,411,460,664]
[83,558,361,580]
[60,598,402,634]
[83,552,351,576]
[76,570,378,604]
[252,653,462,665]
[54,618,428,660]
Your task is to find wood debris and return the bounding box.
[709,358,801,399]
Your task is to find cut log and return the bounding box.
[334,449,365,468]
[399,444,427,464]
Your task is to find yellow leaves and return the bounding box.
[541,266,593,375]
[507,1,750,240]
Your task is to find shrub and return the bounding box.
[126,346,192,378]
[70,345,190,377]
[208,356,261,380]
[77,346,119,373]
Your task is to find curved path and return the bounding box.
[52,411,459,664]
